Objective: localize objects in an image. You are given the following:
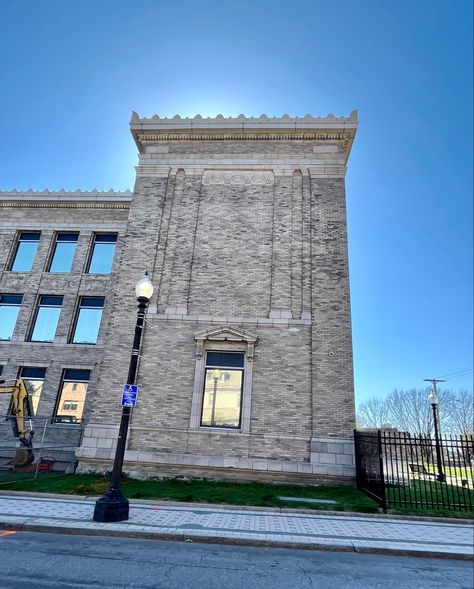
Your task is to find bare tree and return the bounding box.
[357,387,471,436]
[384,388,436,437]
[442,389,474,436]
[357,397,390,429]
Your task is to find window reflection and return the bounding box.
[0,294,22,340]
[54,369,90,423]
[11,232,40,272]
[72,297,104,344]
[30,296,63,342]
[19,367,46,416]
[49,233,79,273]
[87,234,117,274]
[201,352,244,428]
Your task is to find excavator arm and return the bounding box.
[0,378,35,467]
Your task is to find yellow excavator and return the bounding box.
[0,378,35,467]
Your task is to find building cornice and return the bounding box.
[0,189,132,208]
[130,111,358,159]
[0,201,130,209]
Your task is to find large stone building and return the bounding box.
[0,111,358,483]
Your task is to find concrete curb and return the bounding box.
[1,520,472,561]
[0,490,472,525]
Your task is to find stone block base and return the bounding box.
[309,436,355,478]
[76,459,354,486]
[76,425,356,484]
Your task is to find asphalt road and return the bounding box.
[0,531,472,589]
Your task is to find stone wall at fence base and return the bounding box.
[77,424,356,482]
[76,458,355,486]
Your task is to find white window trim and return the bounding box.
[190,325,257,433]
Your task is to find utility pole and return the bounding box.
[424,378,445,395]
[424,378,446,482]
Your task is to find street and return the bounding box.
[0,531,472,589]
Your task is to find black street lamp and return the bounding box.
[428,388,446,483]
[93,272,154,522]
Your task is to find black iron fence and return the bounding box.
[354,430,474,513]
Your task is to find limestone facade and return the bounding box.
[1,112,358,483]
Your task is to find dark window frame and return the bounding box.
[70,296,105,345]
[9,232,41,272]
[28,295,63,343]
[200,351,245,430]
[8,366,48,417]
[47,232,79,273]
[85,233,118,275]
[0,293,23,341]
[52,368,91,424]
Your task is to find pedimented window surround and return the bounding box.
[190,325,258,432]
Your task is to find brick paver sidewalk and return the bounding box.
[0,494,472,559]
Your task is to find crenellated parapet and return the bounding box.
[130,111,358,161]
[130,110,358,124]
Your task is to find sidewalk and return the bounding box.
[0,492,472,560]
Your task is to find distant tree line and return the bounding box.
[357,388,473,437]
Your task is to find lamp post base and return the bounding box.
[93,488,129,522]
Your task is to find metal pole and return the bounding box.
[93,296,149,522]
[210,377,218,426]
[424,378,446,483]
[431,401,446,482]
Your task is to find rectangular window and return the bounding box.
[10,232,41,272]
[30,295,63,342]
[53,369,90,423]
[48,233,79,273]
[201,352,244,429]
[0,294,23,341]
[19,367,46,416]
[72,297,104,344]
[87,234,117,274]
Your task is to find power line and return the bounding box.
[434,368,473,380]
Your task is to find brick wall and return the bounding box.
[80,118,357,482]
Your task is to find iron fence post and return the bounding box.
[377,430,387,513]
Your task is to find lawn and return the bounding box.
[386,479,474,519]
[425,465,473,480]
[0,473,379,513]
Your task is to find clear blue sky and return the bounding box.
[1,0,472,403]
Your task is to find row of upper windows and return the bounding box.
[5,232,117,274]
[0,294,104,344]
[0,365,90,424]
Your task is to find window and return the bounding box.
[48,233,79,272]
[18,367,46,416]
[201,352,244,428]
[10,232,41,271]
[87,234,117,274]
[30,296,63,342]
[71,297,104,344]
[53,369,90,423]
[0,294,23,340]
[190,325,257,432]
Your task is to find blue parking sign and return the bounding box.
[121,384,138,407]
